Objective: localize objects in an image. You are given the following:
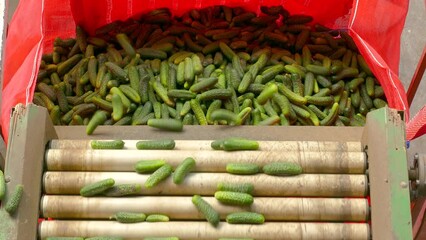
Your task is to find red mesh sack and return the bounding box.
[407,106,426,140]
[1,0,410,141]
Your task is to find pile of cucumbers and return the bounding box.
[33,5,387,132]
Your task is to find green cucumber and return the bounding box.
[238,72,253,93]
[144,164,173,188]
[103,184,142,197]
[0,170,5,201]
[217,182,254,194]
[258,115,280,126]
[374,85,384,98]
[86,110,108,135]
[119,85,141,104]
[262,162,303,176]
[135,160,166,173]
[306,64,330,76]
[152,81,175,107]
[238,107,252,124]
[173,157,196,184]
[147,119,183,132]
[272,93,291,117]
[167,90,196,99]
[304,72,315,96]
[91,140,125,149]
[146,214,170,222]
[219,42,236,60]
[144,238,179,240]
[206,100,222,124]
[132,102,153,125]
[226,212,265,224]
[192,54,203,75]
[180,101,191,117]
[45,238,84,240]
[111,94,124,121]
[214,191,253,206]
[222,139,259,151]
[347,77,365,92]
[197,89,233,101]
[256,83,278,105]
[189,77,218,93]
[226,163,260,175]
[109,87,131,111]
[161,103,170,119]
[192,195,220,227]
[357,54,373,76]
[5,184,24,215]
[320,102,339,126]
[305,96,334,106]
[360,84,373,109]
[364,77,376,98]
[136,139,175,150]
[116,33,135,57]
[80,178,115,197]
[218,238,254,240]
[137,48,167,60]
[105,62,128,81]
[113,212,146,223]
[184,57,194,83]
[153,101,162,119]
[190,99,208,125]
[373,98,387,109]
[211,137,246,150]
[176,62,185,84]
[276,83,307,105]
[210,109,242,125]
[85,237,124,240]
[160,60,169,87]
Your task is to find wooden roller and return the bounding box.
[39,221,370,240]
[43,172,368,197]
[41,195,369,222]
[48,139,363,152]
[45,149,366,173]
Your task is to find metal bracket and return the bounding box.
[411,154,426,239]
[412,154,426,198]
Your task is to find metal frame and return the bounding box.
[366,107,413,239]
[0,0,10,169]
[0,104,57,240]
[0,104,415,239]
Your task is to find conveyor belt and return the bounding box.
[41,196,369,221]
[45,149,366,173]
[39,138,370,240]
[39,221,370,240]
[49,139,363,152]
[43,172,368,197]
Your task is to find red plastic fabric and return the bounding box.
[1,0,410,141]
[407,106,426,140]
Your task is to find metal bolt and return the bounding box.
[5,175,11,182]
[415,153,419,160]
[400,181,408,188]
[385,179,389,183]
